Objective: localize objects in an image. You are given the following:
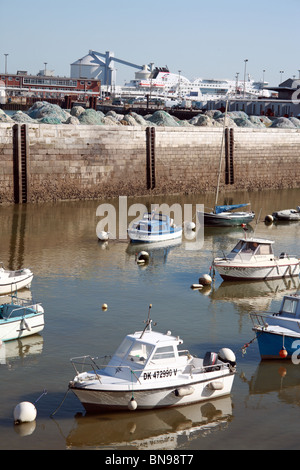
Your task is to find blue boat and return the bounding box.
[250,294,300,360]
[128,212,182,243]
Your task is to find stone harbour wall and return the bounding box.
[0,122,299,204]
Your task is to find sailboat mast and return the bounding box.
[214,100,229,211]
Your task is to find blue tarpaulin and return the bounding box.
[215,204,248,214]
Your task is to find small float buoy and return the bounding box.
[279,347,288,358]
[128,397,137,410]
[191,283,203,290]
[136,251,150,264]
[198,274,212,286]
[265,214,274,224]
[184,221,196,231]
[102,303,108,311]
[13,401,37,424]
[97,231,109,241]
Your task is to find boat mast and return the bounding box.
[214,99,229,211]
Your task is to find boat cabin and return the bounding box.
[132,212,173,234]
[277,294,300,319]
[227,237,274,260]
[104,329,189,380]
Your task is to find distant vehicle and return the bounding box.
[112,99,124,106]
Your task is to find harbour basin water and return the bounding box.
[0,188,300,450]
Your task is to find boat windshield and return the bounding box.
[231,240,272,255]
[114,337,154,365]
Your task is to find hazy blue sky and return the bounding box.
[1,0,299,86]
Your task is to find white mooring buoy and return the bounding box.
[13,401,37,424]
[199,274,212,285]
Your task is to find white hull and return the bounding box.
[0,269,33,295]
[128,228,182,243]
[0,312,44,342]
[70,371,235,411]
[214,258,300,281]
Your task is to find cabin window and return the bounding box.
[256,244,272,255]
[282,299,298,316]
[152,346,175,361]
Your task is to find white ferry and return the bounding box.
[114,66,271,103]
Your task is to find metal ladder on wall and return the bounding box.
[13,124,28,203]
[146,126,156,190]
[225,127,234,185]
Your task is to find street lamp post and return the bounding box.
[4,54,8,74]
[243,59,248,98]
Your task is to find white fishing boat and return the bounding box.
[272,206,300,221]
[213,237,300,281]
[0,295,44,342]
[128,212,182,243]
[0,263,33,295]
[250,293,300,359]
[69,305,236,412]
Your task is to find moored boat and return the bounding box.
[272,206,300,222]
[250,293,300,359]
[0,263,33,295]
[197,204,255,227]
[128,211,182,243]
[69,305,236,412]
[213,237,300,281]
[0,295,44,342]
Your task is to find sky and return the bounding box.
[1,0,299,87]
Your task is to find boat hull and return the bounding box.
[254,328,300,360]
[0,271,33,295]
[0,312,44,342]
[214,260,300,281]
[128,228,182,243]
[69,372,235,411]
[197,211,255,227]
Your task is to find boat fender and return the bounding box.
[128,397,137,410]
[218,348,236,367]
[13,401,37,424]
[207,381,224,390]
[174,386,195,397]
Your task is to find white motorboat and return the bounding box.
[272,207,300,221]
[213,237,300,281]
[69,305,236,412]
[0,295,44,342]
[0,263,33,295]
[250,293,300,359]
[128,212,182,243]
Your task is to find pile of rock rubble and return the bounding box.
[1,101,300,129]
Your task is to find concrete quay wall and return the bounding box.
[0,123,299,203]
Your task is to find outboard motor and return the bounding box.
[218,348,236,369]
[279,252,288,259]
[203,351,219,372]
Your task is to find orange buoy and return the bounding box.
[279,347,288,358]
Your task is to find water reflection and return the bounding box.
[244,361,300,407]
[207,278,300,314]
[65,396,233,450]
[0,335,43,369]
